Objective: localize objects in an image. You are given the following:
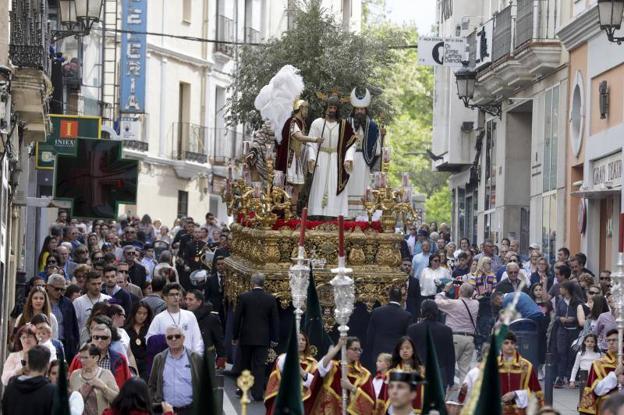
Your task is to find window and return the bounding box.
[541,193,557,264]
[183,0,192,22]
[484,120,497,211]
[458,188,465,240]
[177,191,189,218]
[484,211,496,242]
[543,85,559,192]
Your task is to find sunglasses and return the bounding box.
[92,335,110,341]
[166,334,182,340]
[50,286,66,293]
[589,290,600,295]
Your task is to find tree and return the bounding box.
[424,187,451,224]
[227,0,408,129]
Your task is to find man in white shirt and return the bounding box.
[146,282,204,354]
[73,271,111,329]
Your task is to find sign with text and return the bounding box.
[35,115,102,170]
[418,36,466,68]
[120,0,147,113]
[592,152,622,187]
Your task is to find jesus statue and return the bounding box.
[306,94,357,218]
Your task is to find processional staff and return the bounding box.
[290,207,310,334]
[331,215,355,415]
[615,213,624,390]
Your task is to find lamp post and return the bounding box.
[330,215,355,415]
[454,67,502,118]
[53,0,104,41]
[289,208,310,334]
[598,0,624,44]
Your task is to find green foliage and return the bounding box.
[425,187,451,224]
[227,0,408,129]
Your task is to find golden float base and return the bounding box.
[223,222,407,330]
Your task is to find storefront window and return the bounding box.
[484,120,497,210]
[541,193,557,264]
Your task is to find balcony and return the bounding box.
[211,128,243,166]
[216,15,236,57]
[172,122,209,164]
[120,114,149,153]
[472,0,562,104]
[245,27,261,44]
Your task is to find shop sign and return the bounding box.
[592,152,622,187]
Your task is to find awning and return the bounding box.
[570,187,621,199]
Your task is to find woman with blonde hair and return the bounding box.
[15,286,58,340]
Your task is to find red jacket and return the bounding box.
[68,348,132,389]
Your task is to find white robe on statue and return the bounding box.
[307,118,355,217]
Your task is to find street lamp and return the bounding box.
[598,0,624,44]
[454,67,502,118]
[53,0,104,41]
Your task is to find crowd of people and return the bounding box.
[2,211,624,415]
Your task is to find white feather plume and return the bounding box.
[254,65,305,143]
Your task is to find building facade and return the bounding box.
[433,0,571,262]
[558,1,624,273]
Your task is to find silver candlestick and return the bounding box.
[331,255,355,415]
[289,245,310,335]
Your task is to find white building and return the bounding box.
[432,0,570,262]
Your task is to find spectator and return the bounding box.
[411,239,432,280]
[47,360,85,415]
[599,270,612,294]
[152,251,179,283]
[205,256,226,323]
[571,252,594,278]
[73,271,112,329]
[553,280,585,387]
[2,324,39,386]
[38,236,59,273]
[529,283,552,369]
[185,289,225,369]
[15,286,59,340]
[569,333,601,393]
[72,264,90,291]
[65,284,82,301]
[103,377,174,415]
[102,265,133,317]
[403,225,418,259]
[1,345,56,415]
[148,325,203,415]
[155,225,172,245]
[364,287,411,372]
[496,262,529,294]
[593,294,617,352]
[30,314,60,362]
[556,247,570,263]
[233,273,279,401]
[452,252,471,279]
[140,243,158,281]
[530,256,553,292]
[69,343,119,415]
[435,283,479,385]
[116,261,143,300]
[549,263,573,299]
[419,253,449,301]
[125,303,153,380]
[474,240,503,273]
[403,258,421,320]
[108,304,132,356]
[407,300,455,389]
[123,246,148,288]
[56,245,72,280]
[454,238,471,259]
[69,323,132,389]
[146,282,203,354]
[140,274,166,315]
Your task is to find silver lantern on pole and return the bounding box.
[331,215,354,415]
[289,208,310,334]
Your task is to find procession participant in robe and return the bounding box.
[346,88,384,217]
[579,328,621,414]
[306,94,357,219]
[275,99,323,206]
[384,371,425,415]
[498,331,543,415]
[264,332,319,415]
[246,122,275,183]
[377,336,425,415]
[313,336,376,414]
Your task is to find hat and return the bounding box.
[350,87,371,108]
[388,371,426,389]
[529,243,541,250]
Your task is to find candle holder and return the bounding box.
[223,158,293,229]
[289,209,310,334]
[237,370,254,415]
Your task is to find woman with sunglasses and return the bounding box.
[419,253,450,301]
[1,324,39,385]
[37,236,59,273]
[312,336,375,415]
[15,287,58,340]
[70,343,119,415]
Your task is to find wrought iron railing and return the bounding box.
[212,128,243,164]
[245,27,261,44]
[216,15,236,56]
[172,122,208,163]
[9,0,49,71]
[515,0,559,49]
[492,6,512,62]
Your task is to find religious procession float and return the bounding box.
[221,65,422,345]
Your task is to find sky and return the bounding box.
[385,0,437,35]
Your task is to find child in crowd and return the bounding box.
[373,353,393,399]
[570,333,602,392]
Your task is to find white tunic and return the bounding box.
[307,118,355,217]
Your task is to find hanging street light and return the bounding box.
[454,67,501,118]
[598,0,624,44]
[53,0,104,41]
